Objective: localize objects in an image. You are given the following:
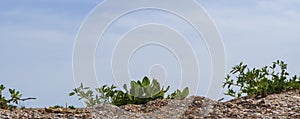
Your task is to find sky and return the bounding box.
[1,0,300,108]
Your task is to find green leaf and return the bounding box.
[137,80,142,86]
[128,94,133,101]
[0,85,5,91]
[138,88,144,98]
[9,89,14,94]
[69,92,75,96]
[123,84,128,93]
[163,86,170,93]
[142,77,150,87]
[151,81,160,96]
[181,87,189,99]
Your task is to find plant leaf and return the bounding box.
[142,77,150,87]
[181,87,189,99]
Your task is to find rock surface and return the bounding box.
[0,108,94,119]
[90,89,300,119]
[1,89,299,118]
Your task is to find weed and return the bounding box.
[223,60,300,98]
[0,84,36,109]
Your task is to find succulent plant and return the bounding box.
[70,76,190,107]
[122,76,170,105]
[124,77,169,99]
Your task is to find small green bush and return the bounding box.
[52,105,63,109]
[223,60,300,98]
[0,84,36,109]
[68,105,76,109]
[70,76,189,107]
[121,76,170,105]
[69,83,106,107]
[166,87,189,100]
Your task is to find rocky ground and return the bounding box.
[1,89,299,119]
[0,107,94,119]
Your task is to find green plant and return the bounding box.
[223,60,300,98]
[68,105,76,109]
[69,83,104,107]
[52,105,63,109]
[96,84,130,106]
[0,84,36,109]
[166,87,189,100]
[121,77,170,104]
[70,76,190,107]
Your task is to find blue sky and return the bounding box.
[1,0,300,107]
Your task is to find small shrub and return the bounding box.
[69,83,105,107]
[120,76,170,105]
[166,87,189,100]
[0,84,36,109]
[52,105,63,109]
[223,60,300,98]
[68,105,76,109]
[70,76,189,107]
